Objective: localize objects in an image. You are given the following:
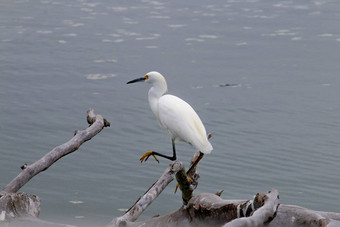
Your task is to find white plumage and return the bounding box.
[127,71,212,162]
[158,94,212,154]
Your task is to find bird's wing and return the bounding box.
[158,95,212,153]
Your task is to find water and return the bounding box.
[1,0,340,226]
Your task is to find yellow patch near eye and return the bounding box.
[144,75,149,79]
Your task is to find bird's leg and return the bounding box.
[186,151,204,175]
[140,139,177,163]
[186,134,210,174]
[171,139,177,160]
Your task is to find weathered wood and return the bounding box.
[265,205,340,227]
[2,110,340,226]
[110,161,184,226]
[108,191,269,227]
[224,189,279,226]
[108,188,340,227]
[0,192,40,221]
[175,165,194,205]
[87,108,110,127]
[0,109,109,223]
[1,109,109,194]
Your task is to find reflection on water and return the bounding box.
[1,0,340,225]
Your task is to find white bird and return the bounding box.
[127,71,212,171]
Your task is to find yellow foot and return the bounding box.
[140,151,159,163]
[174,177,193,193]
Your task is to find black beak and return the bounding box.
[127,77,146,84]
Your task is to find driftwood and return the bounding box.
[0,109,109,222]
[110,161,184,225]
[109,160,340,227]
[2,109,340,226]
[109,156,278,227]
[112,190,277,227]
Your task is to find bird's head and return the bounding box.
[127,71,167,89]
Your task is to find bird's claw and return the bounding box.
[174,183,179,193]
[174,176,193,193]
[140,151,159,163]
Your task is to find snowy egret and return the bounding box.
[127,71,213,169]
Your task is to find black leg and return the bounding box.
[186,152,204,175]
[171,139,177,161]
[145,151,176,161]
[140,139,177,162]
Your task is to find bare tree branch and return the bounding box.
[0,109,109,223]
[175,165,194,205]
[1,109,110,194]
[110,161,184,226]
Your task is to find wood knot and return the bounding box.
[216,190,224,197]
[104,118,110,127]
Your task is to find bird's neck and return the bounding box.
[148,84,167,121]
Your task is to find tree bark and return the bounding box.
[265,205,340,227]
[110,161,185,226]
[109,189,340,227]
[224,189,279,227]
[0,109,109,221]
[1,109,109,194]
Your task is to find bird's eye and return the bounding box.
[144,75,149,80]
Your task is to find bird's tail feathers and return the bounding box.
[200,141,213,154]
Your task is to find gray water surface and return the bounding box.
[1,0,340,226]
